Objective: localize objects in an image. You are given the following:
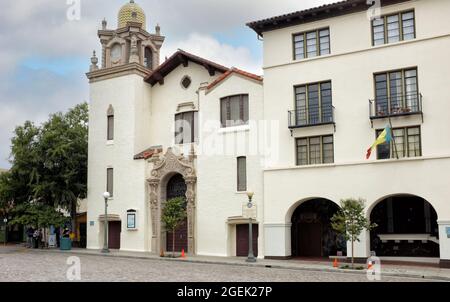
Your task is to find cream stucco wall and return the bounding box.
[261,0,450,260]
[87,74,149,252]
[196,74,264,257]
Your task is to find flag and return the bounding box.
[366,125,392,159]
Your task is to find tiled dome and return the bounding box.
[118,0,146,29]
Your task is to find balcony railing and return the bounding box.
[369,92,423,120]
[288,105,335,129]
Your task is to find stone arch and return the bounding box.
[147,148,197,255]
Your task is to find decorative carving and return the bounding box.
[147,147,197,254]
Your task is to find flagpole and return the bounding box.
[388,116,399,160]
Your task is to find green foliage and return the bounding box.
[9,203,69,228]
[331,198,377,268]
[161,197,187,257]
[0,103,88,228]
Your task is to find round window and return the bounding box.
[181,76,192,89]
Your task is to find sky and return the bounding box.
[0,0,334,169]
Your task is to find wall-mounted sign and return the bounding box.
[89,221,95,227]
[127,209,137,229]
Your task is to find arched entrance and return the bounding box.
[147,148,197,255]
[165,174,188,253]
[291,198,344,258]
[370,194,439,257]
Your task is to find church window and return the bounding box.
[107,105,114,141]
[181,76,192,89]
[144,47,153,69]
[175,111,198,144]
[220,94,249,128]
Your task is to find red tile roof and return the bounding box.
[207,67,263,91]
[144,49,230,86]
[134,146,163,160]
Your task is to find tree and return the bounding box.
[33,102,88,231]
[331,198,377,269]
[161,197,187,257]
[9,203,69,229]
[0,103,88,231]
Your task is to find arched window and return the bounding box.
[144,47,153,69]
[107,105,114,141]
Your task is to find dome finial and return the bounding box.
[118,0,146,29]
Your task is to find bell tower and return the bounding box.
[89,0,165,73]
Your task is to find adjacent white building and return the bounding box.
[86,0,450,268]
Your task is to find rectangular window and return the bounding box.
[294,81,333,126]
[107,115,114,141]
[376,126,421,159]
[374,68,419,116]
[293,28,330,60]
[220,95,249,128]
[175,111,198,144]
[237,157,247,192]
[372,10,415,46]
[106,168,114,197]
[296,135,334,166]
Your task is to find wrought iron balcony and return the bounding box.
[369,92,423,120]
[288,105,335,129]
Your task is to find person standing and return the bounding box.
[26,227,34,248]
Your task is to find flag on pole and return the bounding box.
[366,125,392,159]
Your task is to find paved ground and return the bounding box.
[0,246,433,282]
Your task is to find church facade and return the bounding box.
[86,0,450,267]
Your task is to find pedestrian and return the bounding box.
[26,227,34,248]
[33,229,40,248]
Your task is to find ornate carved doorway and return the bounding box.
[147,148,197,255]
[166,174,188,252]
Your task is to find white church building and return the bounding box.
[86,0,450,268]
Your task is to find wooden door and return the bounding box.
[236,224,258,257]
[298,223,322,257]
[108,221,121,249]
[166,218,188,252]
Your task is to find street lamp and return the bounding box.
[246,190,256,263]
[3,218,7,247]
[101,191,110,253]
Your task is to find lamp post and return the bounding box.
[246,190,256,263]
[101,192,110,253]
[3,218,7,247]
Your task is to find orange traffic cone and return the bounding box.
[181,249,186,258]
[333,258,338,268]
[367,261,373,270]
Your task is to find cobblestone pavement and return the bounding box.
[0,246,432,282]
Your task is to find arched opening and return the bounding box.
[144,47,153,69]
[291,198,344,258]
[370,194,439,257]
[165,173,188,253]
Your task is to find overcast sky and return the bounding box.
[0,0,333,168]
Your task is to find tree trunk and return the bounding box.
[351,239,354,269]
[172,227,176,258]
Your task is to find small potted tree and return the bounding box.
[331,198,377,269]
[161,197,187,258]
